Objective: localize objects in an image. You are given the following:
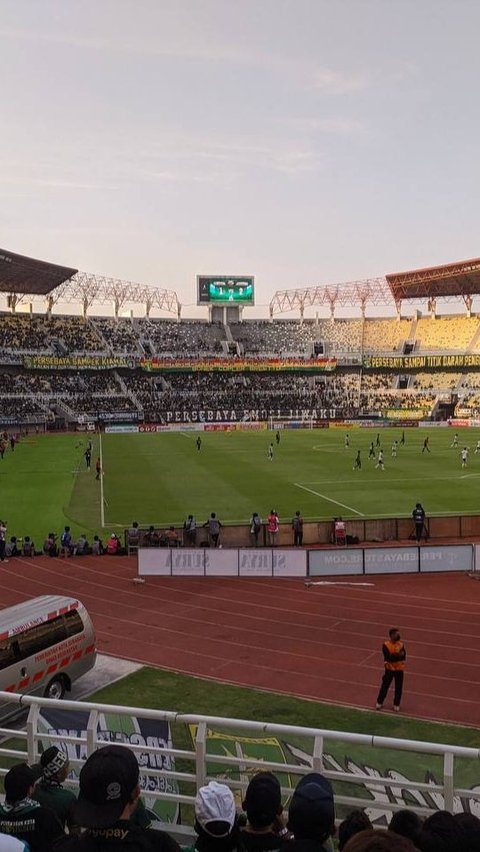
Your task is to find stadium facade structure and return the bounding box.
[1,247,480,319]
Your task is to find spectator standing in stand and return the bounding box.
[376,627,406,712]
[292,511,303,547]
[250,512,262,547]
[412,503,426,542]
[0,520,8,563]
[267,510,279,547]
[184,515,197,546]
[204,513,222,548]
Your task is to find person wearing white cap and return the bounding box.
[191,781,239,852]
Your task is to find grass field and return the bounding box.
[4,426,480,543]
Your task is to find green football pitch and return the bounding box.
[3,426,480,544]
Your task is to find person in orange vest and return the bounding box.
[375,627,406,712]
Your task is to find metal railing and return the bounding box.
[0,691,479,823]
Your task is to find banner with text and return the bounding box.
[23,355,136,370]
[140,357,337,373]
[363,354,480,370]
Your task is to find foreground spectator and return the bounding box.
[54,744,181,851]
[33,746,77,832]
[416,810,465,851]
[190,781,240,852]
[0,763,64,852]
[241,771,290,852]
[338,810,373,850]
[0,834,31,851]
[343,829,418,850]
[388,810,423,845]
[454,812,480,845]
[287,772,335,852]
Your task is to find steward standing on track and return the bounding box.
[412,503,426,542]
[376,628,406,712]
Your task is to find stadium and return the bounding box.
[2,246,480,844]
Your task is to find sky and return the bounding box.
[1,0,480,318]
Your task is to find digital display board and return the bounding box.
[197,275,255,305]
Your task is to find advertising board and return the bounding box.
[364,548,418,574]
[419,545,473,573]
[308,549,363,576]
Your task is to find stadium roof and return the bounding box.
[0,248,78,295]
[386,258,480,301]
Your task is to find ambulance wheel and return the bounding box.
[44,677,66,700]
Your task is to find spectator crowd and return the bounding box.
[1,748,479,851]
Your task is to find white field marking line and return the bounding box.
[99,431,105,528]
[294,482,365,517]
[305,581,375,587]
[302,474,479,484]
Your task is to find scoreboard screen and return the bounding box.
[197,275,255,305]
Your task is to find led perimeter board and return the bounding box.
[197,275,255,305]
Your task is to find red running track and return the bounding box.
[1,556,480,727]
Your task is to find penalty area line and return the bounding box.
[294,482,364,517]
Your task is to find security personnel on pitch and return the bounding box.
[412,502,426,542]
[375,627,406,712]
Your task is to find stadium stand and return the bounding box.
[414,316,479,351]
[362,318,411,352]
[412,372,461,390]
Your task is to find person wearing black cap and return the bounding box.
[53,744,181,851]
[241,772,291,852]
[0,762,64,852]
[287,773,335,852]
[33,746,78,832]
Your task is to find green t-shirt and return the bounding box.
[33,779,77,830]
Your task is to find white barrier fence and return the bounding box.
[138,544,475,578]
[0,692,479,826]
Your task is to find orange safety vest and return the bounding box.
[384,640,405,671]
